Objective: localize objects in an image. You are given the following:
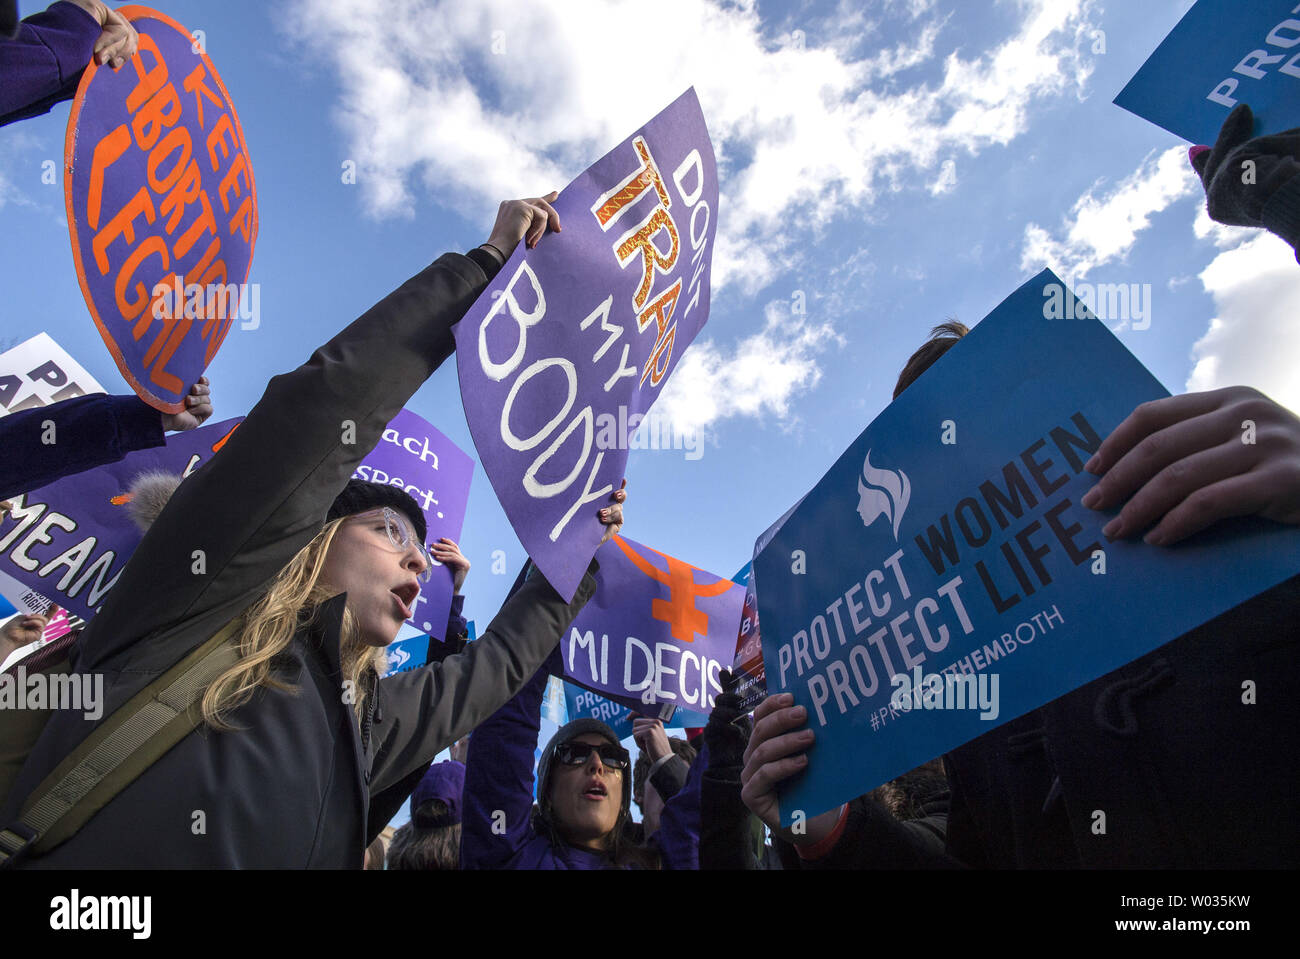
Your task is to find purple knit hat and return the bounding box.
[410,760,466,825]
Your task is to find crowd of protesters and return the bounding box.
[1,1,1298,869]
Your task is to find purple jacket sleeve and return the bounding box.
[460,656,549,869]
[653,742,704,870]
[1,393,164,500]
[0,1,99,128]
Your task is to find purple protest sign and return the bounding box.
[558,535,743,712]
[454,88,719,601]
[354,409,474,640]
[0,418,241,622]
[65,5,257,414]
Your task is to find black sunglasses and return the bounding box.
[554,741,630,770]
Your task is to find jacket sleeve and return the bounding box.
[652,742,704,870]
[459,652,554,870]
[0,1,98,128]
[78,252,490,672]
[368,564,597,800]
[1,394,164,500]
[648,753,690,803]
[698,751,757,870]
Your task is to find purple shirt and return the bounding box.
[1,1,98,127]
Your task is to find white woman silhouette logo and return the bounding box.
[855,450,911,540]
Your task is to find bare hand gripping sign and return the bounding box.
[454,88,718,601]
[65,5,257,414]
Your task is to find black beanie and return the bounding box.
[327,479,428,544]
[536,718,631,820]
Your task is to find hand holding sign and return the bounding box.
[739,692,841,846]
[65,0,139,69]
[1082,385,1300,545]
[631,716,671,762]
[158,375,212,432]
[484,191,562,255]
[430,537,470,594]
[598,479,626,545]
[1188,103,1300,254]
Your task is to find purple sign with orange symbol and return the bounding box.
[0,418,241,622]
[558,535,743,711]
[453,88,718,603]
[65,5,257,413]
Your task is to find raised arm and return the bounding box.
[458,651,554,870]
[368,562,597,800]
[78,251,494,670]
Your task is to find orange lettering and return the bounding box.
[86,124,131,231]
[92,187,155,275]
[174,189,217,260]
[148,318,189,396]
[116,234,169,323]
[181,63,223,130]
[159,158,202,234]
[591,137,670,229]
[636,278,682,388]
[616,207,679,311]
[218,152,247,213]
[206,113,236,171]
[131,82,181,152]
[125,34,168,113]
[228,195,253,243]
[146,126,193,195]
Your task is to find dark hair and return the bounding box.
[386,799,461,870]
[633,736,697,808]
[868,758,948,821]
[893,320,969,399]
[538,768,661,870]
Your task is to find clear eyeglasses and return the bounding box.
[375,507,433,583]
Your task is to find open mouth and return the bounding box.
[390,582,419,619]
[583,780,608,800]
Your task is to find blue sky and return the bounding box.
[5,0,1300,823]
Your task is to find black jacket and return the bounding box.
[2,252,598,867]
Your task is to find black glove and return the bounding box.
[1191,103,1300,227]
[703,669,749,769]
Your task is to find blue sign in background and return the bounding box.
[563,682,675,742]
[1116,0,1300,143]
[755,269,1300,825]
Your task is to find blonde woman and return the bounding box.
[2,193,624,867]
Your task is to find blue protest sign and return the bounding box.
[383,634,430,676]
[754,269,1300,825]
[563,682,675,742]
[453,88,719,602]
[1115,1,1300,143]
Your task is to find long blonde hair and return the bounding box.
[200,517,388,731]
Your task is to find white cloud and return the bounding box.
[1187,232,1300,415]
[1192,203,1257,249]
[286,0,1099,431]
[1020,145,1199,279]
[288,0,1098,295]
[652,299,841,433]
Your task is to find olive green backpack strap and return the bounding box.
[0,620,242,867]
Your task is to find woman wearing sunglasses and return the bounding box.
[2,193,625,868]
[461,579,701,870]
